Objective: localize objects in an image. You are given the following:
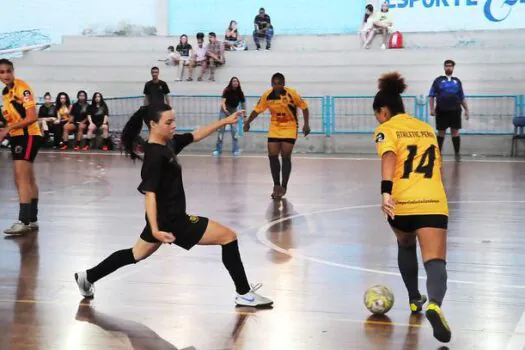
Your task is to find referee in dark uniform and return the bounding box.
[429,59,470,162]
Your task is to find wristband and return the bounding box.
[381,180,393,195]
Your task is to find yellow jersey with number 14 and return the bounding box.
[374,113,448,216]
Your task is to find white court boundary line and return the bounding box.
[30,150,525,164]
[254,200,525,348]
[255,200,525,290]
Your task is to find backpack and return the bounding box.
[389,31,404,49]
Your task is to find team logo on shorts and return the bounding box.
[375,132,385,143]
[14,145,23,154]
[189,215,199,224]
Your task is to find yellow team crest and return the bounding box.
[189,215,199,224]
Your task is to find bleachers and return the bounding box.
[8,29,525,156]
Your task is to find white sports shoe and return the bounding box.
[381,44,387,50]
[29,222,39,230]
[235,283,273,307]
[75,271,95,298]
[4,221,31,235]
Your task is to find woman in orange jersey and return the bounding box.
[373,72,451,343]
[0,59,42,235]
[244,73,310,199]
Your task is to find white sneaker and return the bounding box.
[75,271,95,298]
[29,222,39,230]
[235,283,273,307]
[4,221,31,235]
[381,44,387,50]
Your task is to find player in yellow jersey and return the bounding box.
[244,73,310,199]
[373,72,451,343]
[0,59,42,235]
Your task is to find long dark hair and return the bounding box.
[223,77,244,99]
[121,104,172,161]
[372,72,407,116]
[91,92,109,115]
[364,4,374,23]
[228,20,238,31]
[56,92,71,108]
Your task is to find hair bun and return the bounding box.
[378,71,407,95]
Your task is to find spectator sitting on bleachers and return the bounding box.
[224,20,247,51]
[190,32,208,81]
[85,92,110,151]
[164,46,179,66]
[54,92,72,149]
[206,32,225,82]
[253,7,274,51]
[37,92,57,146]
[360,4,375,47]
[175,34,193,81]
[66,90,90,151]
[363,1,393,50]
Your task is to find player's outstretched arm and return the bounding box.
[192,110,244,142]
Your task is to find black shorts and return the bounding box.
[140,215,209,250]
[388,214,448,233]
[10,135,42,162]
[268,138,296,145]
[436,110,462,131]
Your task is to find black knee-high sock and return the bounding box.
[268,156,281,186]
[424,259,447,306]
[281,157,292,189]
[30,198,39,223]
[437,136,445,152]
[398,243,421,301]
[222,240,250,295]
[452,136,460,154]
[18,203,31,225]
[86,248,137,284]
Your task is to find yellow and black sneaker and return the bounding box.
[409,294,427,313]
[426,302,451,343]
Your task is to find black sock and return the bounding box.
[86,248,136,284]
[30,198,39,223]
[268,155,281,186]
[437,136,445,152]
[18,203,31,225]
[424,259,447,306]
[281,157,292,189]
[452,136,460,154]
[221,240,250,295]
[398,243,421,301]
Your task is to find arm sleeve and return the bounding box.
[457,79,465,100]
[374,127,397,157]
[162,81,170,94]
[137,150,163,194]
[253,94,268,114]
[143,83,149,95]
[429,78,439,97]
[172,133,194,154]
[291,90,308,109]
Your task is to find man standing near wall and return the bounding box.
[429,59,470,162]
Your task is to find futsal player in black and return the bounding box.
[429,59,470,162]
[74,104,273,307]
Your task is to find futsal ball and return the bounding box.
[364,284,395,315]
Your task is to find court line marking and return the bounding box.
[255,200,525,290]
[29,150,525,164]
[507,311,525,350]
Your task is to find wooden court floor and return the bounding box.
[1,150,525,350]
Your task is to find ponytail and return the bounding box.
[122,106,148,161]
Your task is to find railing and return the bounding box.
[0,29,51,57]
[26,94,524,136]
